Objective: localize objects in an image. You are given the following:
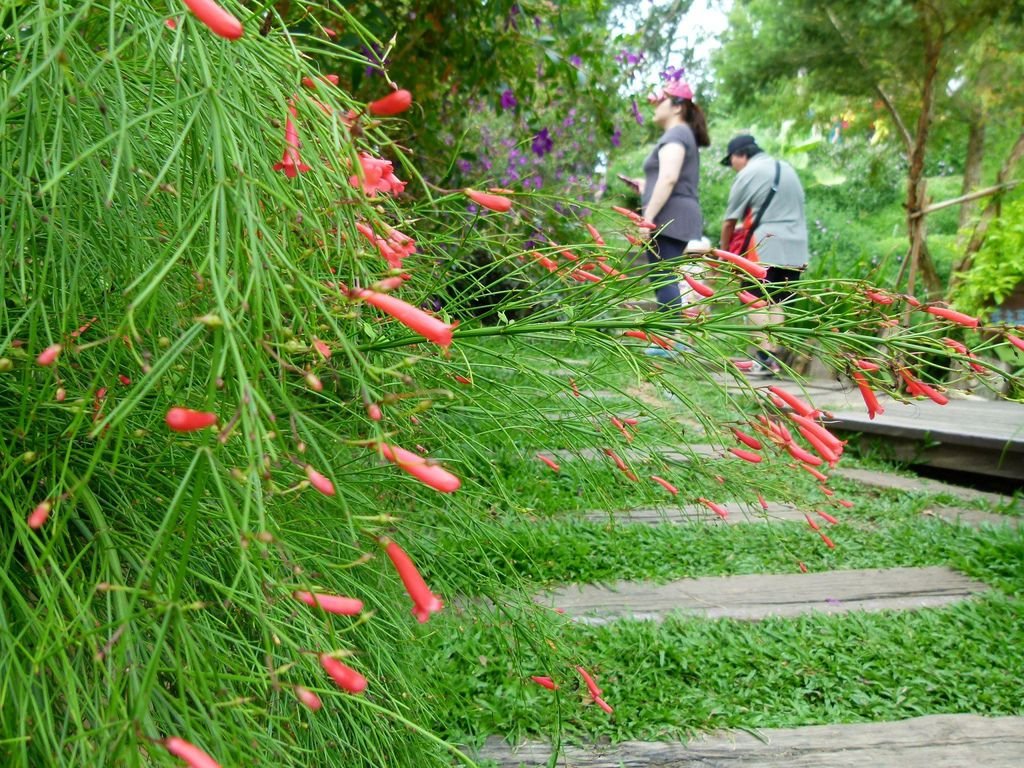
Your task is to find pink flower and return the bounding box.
[350,153,406,197]
[537,454,561,472]
[650,475,678,495]
[28,501,51,529]
[531,675,558,690]
[182,0,242,40]
[383,539,444,623]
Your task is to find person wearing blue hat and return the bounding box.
[719,134,809,375]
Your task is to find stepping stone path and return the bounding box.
[833,467,1016,507]
[585,500,808,525]
[481,369,1020,766]
[536,566,988,624]
[479,713,1024,767]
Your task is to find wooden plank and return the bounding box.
[850,436,1024,481]
[478,714,1024,767]
[584,502,808,525]
[833,467,1015,507]
[537,566,988,623]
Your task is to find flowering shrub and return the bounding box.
[1,3,1022,767]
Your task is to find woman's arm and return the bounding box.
[642,142,685,224]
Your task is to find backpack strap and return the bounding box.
[740,160,781,255]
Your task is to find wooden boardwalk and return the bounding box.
[584,501,808,525]
[537,566,988,623]
[478,714,1024,767]
[765,380,1024,482]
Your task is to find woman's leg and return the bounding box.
[646,236,688,309]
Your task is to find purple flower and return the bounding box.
[611,126,622,147]
[499,89,518,111]
[569,55,582,68]
[456,159,473,174]
[531,128,553,157]
[660,66,686,82]
[631,98,644,125]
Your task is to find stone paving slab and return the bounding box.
[584,501,807,525]
[536,566,988,624]
[923,507,1021,529]
[478,714,1024,767]
[832,467,1015,507]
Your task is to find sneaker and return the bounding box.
[753,351,782,376]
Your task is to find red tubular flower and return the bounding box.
[697,497,729,520]
[294,685,323,711]
[602,448,629,473]
[898,368,949,405]
[182,0,243,40]
[368,89,413,116]
[465,188,513,212]
[575,666,603,697]
[161,736,221,768]
[650,475,678,495]
[864,289,894,305]
[531,675,559,690]
[36,344,62,366]
[767,386,816,418]
[711,248,768,279]
[851,372,884,419]
[535,254,559,272]
[732,359,754,371]
[729,447,762,463]
[349,153,406,197]
[610,417,633,442]
[804,513,821,531]
[376,443,460,493]
[836,499,855,509]
[319,654,368,693]
[301,73,339,89]
[28,501,51,530]
[819,532,836,549]
[819,484,834,497]
[165,407,217,432]
[585,223,606,245]
[593,695,614,714]
[790,414,844,453]
[795,426,839,464]
[624,233,642,246]
[273,109,311,178]
[1006,333,1024,353]
[570,268,602,283]
[305,465,336,496]
[312,338,331,359]
[684,274,715,298]
[799,463,829,482]
[623,417,639,426]
[358,289,453,348]
[732,428,763,451]
[817,509,839,525]
[785,442,823,466]
[537,454,561,472]
[924,306,978,328]
[384,540,444,623]
[294,591,363,616]
[798,561,808,573]
[611,205,642,222]
[366,403,383,421]
[853,359,881,372]
[737,289,768,309]
[596,261,625,279]
[569,377,580,397]
[757,493,769,511]
[558,249,579,262]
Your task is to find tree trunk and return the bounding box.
[904,27,943,297]
[959,119,986,230]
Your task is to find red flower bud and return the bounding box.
[924,305,979,328]
[294,591,363,615]
[305,465,336,496]
[36,344,62,366]
[376,443,460,493]
[536,454,561,472]
[711,248,768,279]
[165,407,217,432]
[384,539,444,623]
[294,685,323,711]
[729,447,762,463]
[28,501,51,530]
[697,497,729,520]
[684,274,715,298]
[161,736,221,768]
[465,188,513,213]
[650,475,678,495]
[531,675,558,690]
[319,654,367,693]
[368,89,413,116]
[182,0,243,40]
[358,289,454,348]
